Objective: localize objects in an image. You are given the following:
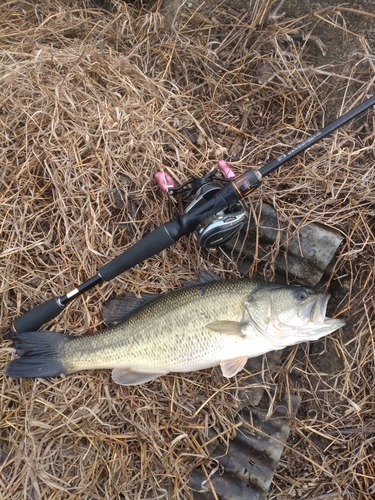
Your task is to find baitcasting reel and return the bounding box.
[154,161,248,248]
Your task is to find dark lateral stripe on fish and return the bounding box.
[6,280,345,385]
[7,331,68,378]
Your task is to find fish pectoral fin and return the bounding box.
[206,320,246,337]
[220,356,248,378]
[112,368,167,386]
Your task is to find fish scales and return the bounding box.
[62,279,259,373]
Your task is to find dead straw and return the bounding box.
[1,1,374,498]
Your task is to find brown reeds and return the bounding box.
[1,1,374,498]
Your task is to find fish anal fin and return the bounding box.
[112,367,167,386]
[206,321,246,337]
[220,356,248,378]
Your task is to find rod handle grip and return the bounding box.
[99,223,177,281]
[11,297,65,333]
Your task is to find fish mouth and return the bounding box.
[302,293,345,336]
[245,290,345,346]
[308,293,330,325]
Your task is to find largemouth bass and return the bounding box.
[7,279,345,385]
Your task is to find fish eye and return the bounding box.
[293,288,308,301]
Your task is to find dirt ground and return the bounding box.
[1,0,375,499]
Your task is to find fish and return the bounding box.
[6,279,345,386]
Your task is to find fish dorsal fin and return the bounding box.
[103,271,219,324]
[220,356,248,378]
[112,367,167,386]
[206,321,246,337]
[103,292,159,324]
[182,270,221,288]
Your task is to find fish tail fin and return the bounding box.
[7,330,69,379]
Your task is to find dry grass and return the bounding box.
[0,0,374,498]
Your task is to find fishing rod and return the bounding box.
[11,95,375,333]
